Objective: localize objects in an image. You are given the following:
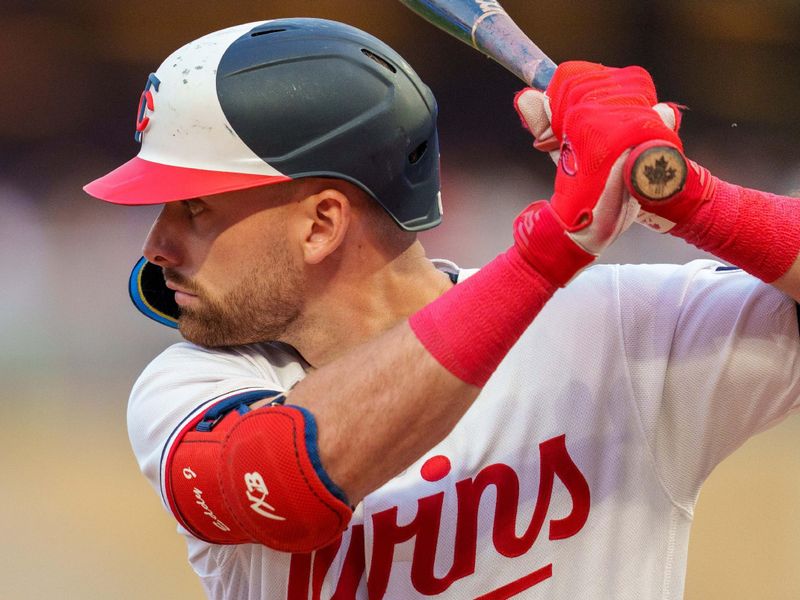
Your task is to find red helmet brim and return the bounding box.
[83,156,291,205]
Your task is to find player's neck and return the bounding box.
[283,241,453,368]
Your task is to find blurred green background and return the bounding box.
[2,1,799,598]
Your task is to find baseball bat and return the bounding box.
[398,0,687,202]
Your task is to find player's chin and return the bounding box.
[177,310,232,348]
[177,309,260,348]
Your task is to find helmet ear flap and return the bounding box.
[129,257,179,328]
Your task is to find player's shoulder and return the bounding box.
[130,341,307,415]
[573,259,758,297]
[138,340,305,377]
[610,259,775,303]
[612,258,744,280]
[542,260,767,323]
[596,259,794,339]
[581,258,735,283]
[128,341,308,469]
[463,259,748,303]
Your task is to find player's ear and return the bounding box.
[294,188,352,265]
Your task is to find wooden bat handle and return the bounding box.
[624,141,688,202]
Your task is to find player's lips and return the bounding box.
[165,280,199,305]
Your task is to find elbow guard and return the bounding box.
[164,397,352,553]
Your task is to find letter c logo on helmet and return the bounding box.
[135,73,161,143]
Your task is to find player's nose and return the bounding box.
[142,204,184,267]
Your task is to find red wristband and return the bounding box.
[513,201,596,287]
[409,198,597,387]
[671,177,800,283]
[409,246,557,387]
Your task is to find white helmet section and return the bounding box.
[139,22,284,177]
[83,21,290,205]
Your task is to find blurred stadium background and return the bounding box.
[2,1,799,598]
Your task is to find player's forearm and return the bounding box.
[634,166,800,301]
[289,322,478,504]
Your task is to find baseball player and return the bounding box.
[84,18,800,600]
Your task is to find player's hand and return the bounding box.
[629,156,715,233]
[516,61,702,236]
[515,61,681,164]
[511,62,683,286]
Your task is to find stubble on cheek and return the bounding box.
[173,244,304,348]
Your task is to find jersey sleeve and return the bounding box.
[127,342,305,510]
[618,260,800,509]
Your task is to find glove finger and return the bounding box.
[562,69,656,109]
[652,102,682,132]
[515,88,556,143]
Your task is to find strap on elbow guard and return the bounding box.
[165,400,352,553]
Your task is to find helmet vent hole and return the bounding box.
[408,142,428,164]
[361,49,397,73]
[251,28,287,37]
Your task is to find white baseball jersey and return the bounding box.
[128,260,800,599]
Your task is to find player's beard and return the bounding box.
[166,241,305,348]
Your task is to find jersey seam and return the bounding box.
[612,264,694,521]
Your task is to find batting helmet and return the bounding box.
[84,18,442,328]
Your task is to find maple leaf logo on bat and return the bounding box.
[644,155,678,196]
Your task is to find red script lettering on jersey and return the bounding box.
[288,434,590,599]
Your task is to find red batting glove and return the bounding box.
[513,62,682,286]
[532,64,800,285]
[515,61,682,159]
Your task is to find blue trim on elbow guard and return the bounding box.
[289,405,350,506]
[195,390,285,432]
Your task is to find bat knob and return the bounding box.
[625,140,687,202]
